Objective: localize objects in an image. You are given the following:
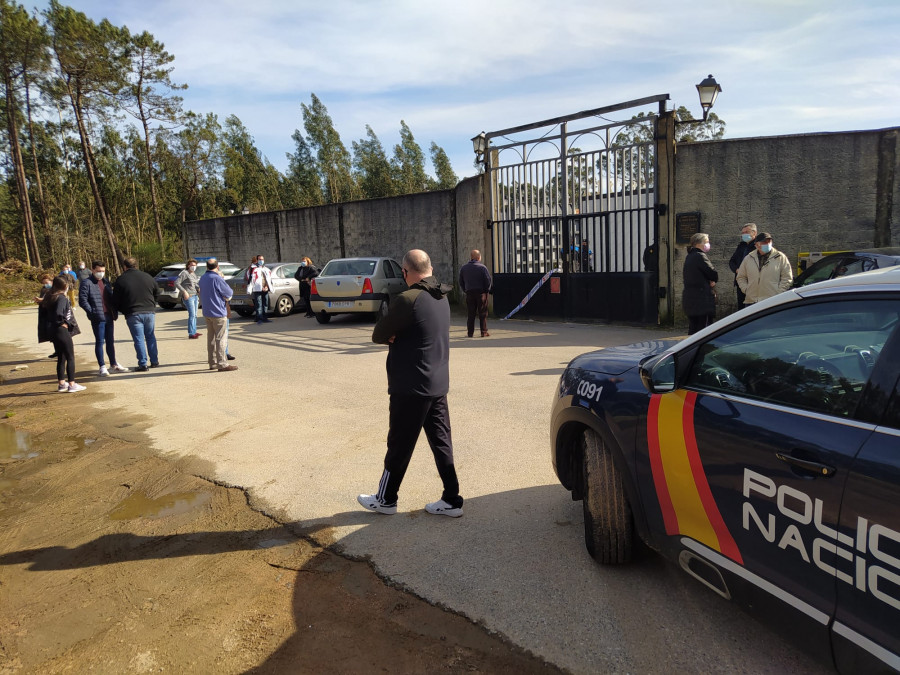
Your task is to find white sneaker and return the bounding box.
[425,499,463,518]
[112,364,129,373]
[98,366,109,376]
[357,494,397,515]
[67,383,86,393]
[57,383,69,393]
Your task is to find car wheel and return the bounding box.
[375,299,389,321]
[235,308,254,317]
[158,302,175,309]
[274,294,294,316]
[582,429,633,564]
[315,311,331,324]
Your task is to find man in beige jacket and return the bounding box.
[736,232,793,306]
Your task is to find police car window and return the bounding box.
[685,300,898,418]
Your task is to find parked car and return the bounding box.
[155,260,240,309]
[308,257,406,323]
[793,248,900,288]
[551,265,900,672]
[226,262,302,317]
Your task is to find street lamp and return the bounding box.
[471,132,487,163]
[696,74,722,121]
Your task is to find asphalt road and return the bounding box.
[1,304,827,674]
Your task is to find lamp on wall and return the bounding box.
[471,132,487,163]
[695,74,722,121]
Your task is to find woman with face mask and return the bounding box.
[175,259,202,339]
[294,256,319,317]
[683,233,719,335]
[735,232,794,306]
[38,275,86,392]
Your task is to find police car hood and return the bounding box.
[568,339,681,375]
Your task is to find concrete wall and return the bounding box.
[672,128,900,317]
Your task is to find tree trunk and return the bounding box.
[67,80,123,274]
[140,113,164,251]
[24,77,52,263]
[3,72,41,267]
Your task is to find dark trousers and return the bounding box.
[465,290,489,336]
[53,326,75,382]
[376,394,462,508]
[687,313,715,335]
[300,286,313,315]
[253,291,269,320]
[735,282,746,310]
[91,313,116,367]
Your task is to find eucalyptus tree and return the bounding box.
[300,93,356,203]
[45,0,129,273]
[0,0,43,265]
[352,125,394,199]
[121,29,185,251]
[391,120,428,194]
[285,130,323,207]
[221,114,282,213]
[428,141,457,190]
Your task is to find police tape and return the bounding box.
[500,268,560,320]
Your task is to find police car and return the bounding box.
[551,265,900,673]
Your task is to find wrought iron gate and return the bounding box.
[485,95,670,323]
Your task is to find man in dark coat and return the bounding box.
[683,233,718,334]
[458,249,493,337]
[113,257,159,372]
[357,249,464,518]
[729,223,757,310]
[79,261,128,376]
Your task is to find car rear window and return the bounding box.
[157,267,183,278]
[321,260,377,276]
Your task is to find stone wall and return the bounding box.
[672,128,900,317]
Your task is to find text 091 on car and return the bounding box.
[551,265,900,673]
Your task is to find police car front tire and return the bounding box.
[582,429,633,565]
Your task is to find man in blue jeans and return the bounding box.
[246,255,273,324]
[113,257,159,372]
[78,261,129,376]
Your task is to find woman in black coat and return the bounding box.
[38,275,86,392]
[294,256,320,317]
[683,232,718,334]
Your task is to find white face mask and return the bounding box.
[188,265,197,272]
[702,242,711,252]
[94,271,105,280]
[79,263,85,269]
[258,259,265,265]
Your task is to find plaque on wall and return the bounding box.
[675,212,701,245]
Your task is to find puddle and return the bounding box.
[0,425,38,461]
[109,491,211,520]
[64,436,97,452]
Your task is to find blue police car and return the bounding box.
[551,265,900,673]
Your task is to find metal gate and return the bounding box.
[484,95,670,323]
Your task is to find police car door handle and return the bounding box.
[775,453,836,477]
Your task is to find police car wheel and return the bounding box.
[582,429,633,565]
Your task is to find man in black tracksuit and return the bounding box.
[357,249,464,518]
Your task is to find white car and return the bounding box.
[155,260,239,309]
[309,257,406,323]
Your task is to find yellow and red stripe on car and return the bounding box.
[647,390,743,564]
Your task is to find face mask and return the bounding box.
[79,263,85,269]
[760,243,772,254]
[741,233,753,243]
[702,242,711,253]
[300,262,307,267]
[43,283,52,289]
[258,259,265,265]
[188,265,196,272]
[93,271,104,280]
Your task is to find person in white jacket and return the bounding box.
[736,232,793,306]
[246,255,274,324]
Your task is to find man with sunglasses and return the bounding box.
[357,249,464,518]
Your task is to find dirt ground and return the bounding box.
[0,341,562,674]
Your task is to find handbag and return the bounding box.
[66,304,81,336]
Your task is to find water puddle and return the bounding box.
[109,491,211,520]
[0,425,38,461]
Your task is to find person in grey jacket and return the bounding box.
[78,261,128,376]
[175,259,202,339]
[357,249,464,518]
[682,233,718,334]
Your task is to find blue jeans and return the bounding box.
[253,291,269,320]
[125,313,159,367]
[185,294,199,335]
[91,313,117,367]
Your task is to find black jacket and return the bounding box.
[729,241,755,280]
[372,276,450,397]
[682,247,718,317]
[113,268,158,316]
[294,265,319,284]
[38,294,70,343]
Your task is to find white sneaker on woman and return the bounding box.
[67,383,86,393]
[112,364,129,373]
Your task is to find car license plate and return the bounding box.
[233,298,250,306]
[327,301,354,308]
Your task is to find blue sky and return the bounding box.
[40,0,900,179]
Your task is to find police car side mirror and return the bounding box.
[640,353,676,394]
